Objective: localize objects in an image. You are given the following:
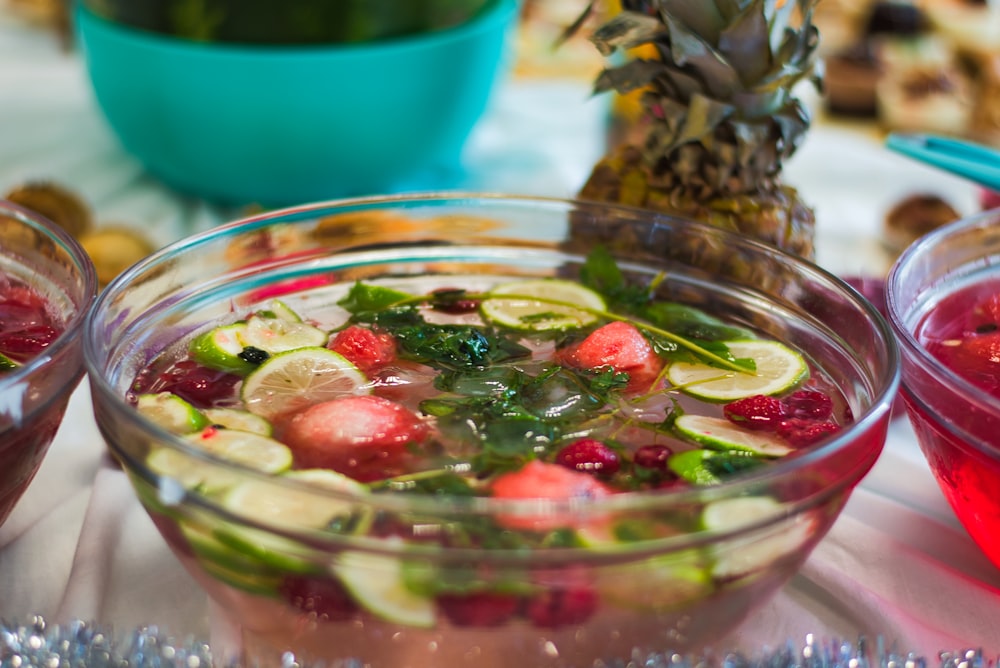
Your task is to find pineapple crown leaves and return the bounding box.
[578,0,822,195]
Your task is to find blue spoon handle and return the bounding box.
[885,133,1000,192]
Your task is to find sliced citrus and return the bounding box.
[480,278,606,331]
[238,313,328,354]
[333,545,436,628]
[146,427,292,493]
[261,298,304,323]
[136,392,209,435]
[674,415,792,457]
[189,323,255,375]
[240,346,370,420]
[666,340,808,402]
[202,407,273,436]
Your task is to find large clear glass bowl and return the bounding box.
[0,201,97,527]
[84,194,899,666]
[887,208,1000,569]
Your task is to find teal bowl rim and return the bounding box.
[75,0,519,59]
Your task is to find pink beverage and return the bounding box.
[908,280,1000,564]
[0,204,96,528]
[85,196,897,666]
[888,208,1000,572]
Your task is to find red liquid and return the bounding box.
[911,280,1000,566]
[0,272,66,526]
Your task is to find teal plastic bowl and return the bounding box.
[76,0,517,206]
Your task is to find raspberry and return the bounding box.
[328,325,397,375]
[525,585,597,628]
[554,438,620,476]
[783,390,833,420]
[777,418,840,447]
[279,575,359,621]
[723,395,787,431]
[437,592,521,627]
[632,444,672,471]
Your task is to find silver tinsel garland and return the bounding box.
[0,616,993,668]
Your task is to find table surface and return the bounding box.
[2,9,1000,660]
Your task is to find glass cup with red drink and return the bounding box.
[0,201,97,527]
[887,208,1000,568]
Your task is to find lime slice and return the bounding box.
[240,346,370,420]
[147,428,293,492]
[238,314,328,354]
[674,415,792,457]
[594,554,711,612]
[666,340,808,402]
[189,323,256,375]
[202,407,273,436]
[136,392,209,435]
[480,278,606,331]
[0,352,18,372]
[667,448,766,485]
[333,546,435,628]
[701,496,816,579]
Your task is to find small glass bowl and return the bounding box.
[0,201,97,527]
[84,194,898,666]
[887,208,1000,569]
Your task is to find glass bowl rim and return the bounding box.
[85,192,901,539]
[886,208,1000,460]
[0,200,98,390]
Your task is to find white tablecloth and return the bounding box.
[2,9,999,659]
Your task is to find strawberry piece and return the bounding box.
[776,418,840,447]
[554,438,620,476]
[328,325,397,375]
[488,460,613,531]
[282,395,428,482]
[560,321,663,392]
[430,287,480,315]
[783,390,833,421]
[437,592,521,627]
[0,324,60,358]
[723,394,787,431]
[633,444,672,471]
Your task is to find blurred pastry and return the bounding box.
[883,192,962,254]
[921,0,1000,59]
[824,41,883,116]
[876,36,973,134]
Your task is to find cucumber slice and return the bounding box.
[262,299,304,323]
[238,313,328,354]
[480,279,606,331]
[202,407,273,436]
[189,323,256,375]
[666,340,808,402]
[701,496,816,580]
[673,415,792,457]
[136,392,209,435]
[333,546,435,628]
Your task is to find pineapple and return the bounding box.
[573,0,823,258]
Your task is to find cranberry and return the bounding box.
[777,418,841,447]
[430,288,480,314]
[723,395,787,431]
[632,444,671,471]
[783,390,833,421]
[525,585,598,628]
[279,575,359,621]
[554,438,620,476]
[148,360,241,408]
[437,592,521,627]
